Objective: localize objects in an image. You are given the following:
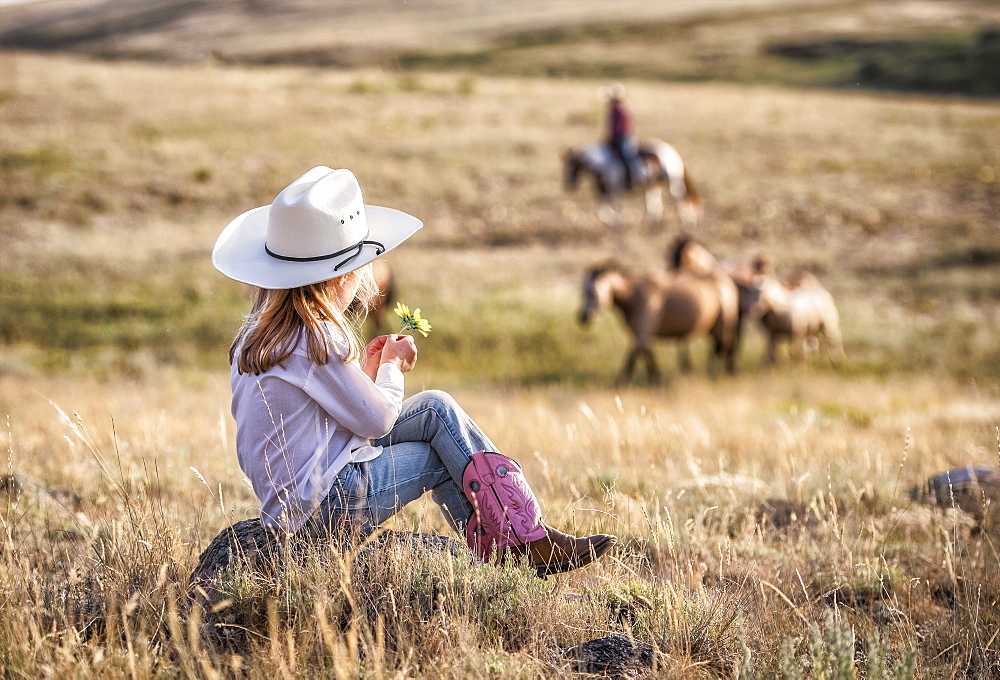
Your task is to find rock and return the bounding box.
[188,518,468,650]
[754,498,819,531]
[565,635,655,678]
[871,603,908,626]
[0,471,83,514]
[188,518,283,602]
[188,518,466,605]
[913,466,1000,519]
[0,474,22,495]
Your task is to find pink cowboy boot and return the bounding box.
[462,451,616,577]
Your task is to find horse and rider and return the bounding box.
[564,83,702,231]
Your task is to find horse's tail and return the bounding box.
[646,139,702,227]
[681,166,701,208]
[677,164,702,228]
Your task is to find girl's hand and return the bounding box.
[362,335,389,380]
[379,334,418,373]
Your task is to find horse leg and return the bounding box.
[644,347,662,385]
[597,200,623,233]
[709,334,734,377]
[677,198,699,231]
[724,324,739,374]
[766,333,779,366]
[824,324,846,366]
[613,194,626,233]
[617,346,642,385]
[790,332,806,364]
[677,342,692,373]
[644,186,664,230]
[711,311,739,376]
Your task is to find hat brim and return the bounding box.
[212,204,422,289]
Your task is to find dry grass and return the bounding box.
[1,372,998,676]
[0,44,998,678]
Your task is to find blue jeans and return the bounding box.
[308,390,498,538]
[610,136,642,188]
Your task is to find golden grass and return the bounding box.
[2,369,998,676]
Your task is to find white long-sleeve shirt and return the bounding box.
[230,326,404,532]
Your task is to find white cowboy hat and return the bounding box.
[212,166,422,289]
[599,82,627,102]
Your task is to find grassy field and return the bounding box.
[3,370,998,677]
[1,53,997,383]
[0,4,999,675]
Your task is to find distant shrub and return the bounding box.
[396,74,423,92]
[766,29,1000,96]
[191,166,212,183]
[347,78,375,94]
[0,146,70,178]
[457,75,477,95]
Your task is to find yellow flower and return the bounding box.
[394,301,432,337]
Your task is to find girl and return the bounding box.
[212,166,616,576]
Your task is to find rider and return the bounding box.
[603,83,642,190]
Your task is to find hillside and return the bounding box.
[2,0,998,94]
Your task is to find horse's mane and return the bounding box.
[587,259,626,278]
[783,270,820,290]
[668,234,697,271]
[752,253,775,276]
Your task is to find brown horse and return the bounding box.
[578,261,739,385]
[669,235,758,352]
[668,235,743,364]
[348,259,396,335]
[564,139,702,232]
[751,257,844,365]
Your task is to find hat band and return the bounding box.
[264,237,385,271]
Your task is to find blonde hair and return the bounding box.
[230,263,379,375]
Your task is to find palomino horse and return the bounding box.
[348,259,396,335]
[564,139,702,232]
[667,235,741,371]
[578,261,739,385]
[751,257,844,365]
[669,235,756,353]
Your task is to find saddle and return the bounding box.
[607,142,648,189]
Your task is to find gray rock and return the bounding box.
[913,466,1000,519]
[565,635,655,678]
[188,518,468,650]
[188,518,283,604]
[0,471,83,512]
[188,518,466,604]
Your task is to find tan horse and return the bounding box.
[751,257,844,365]
[348,259,396,335]
[667,235,742,366]
[578,262,739,385]
[564,139,702,232]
